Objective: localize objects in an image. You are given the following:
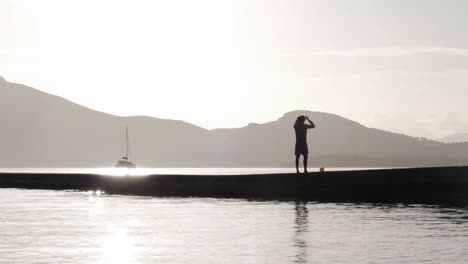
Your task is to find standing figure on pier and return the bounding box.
[294,115,315,173]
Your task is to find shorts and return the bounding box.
[295,142,309,156]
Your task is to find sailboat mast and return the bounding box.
[125,124,129,160]
[116,123,136,168]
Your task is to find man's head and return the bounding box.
[297,115,306,124]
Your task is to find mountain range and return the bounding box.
[437,133,468,144]
[1,76,468,168]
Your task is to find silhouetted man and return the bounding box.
[294,115,315,173]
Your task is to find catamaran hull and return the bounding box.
[115,161,136,168]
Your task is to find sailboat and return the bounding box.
[115,124,136,168]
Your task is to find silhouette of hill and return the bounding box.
[437,133,468,143]
[1,76,468,168]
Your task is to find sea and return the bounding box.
[0,168,467,263]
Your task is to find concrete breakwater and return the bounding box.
[1,166,468,204]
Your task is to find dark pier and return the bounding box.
[1,166,468,204]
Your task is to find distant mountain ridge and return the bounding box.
[437,133,468,143]
[1,76,468,168]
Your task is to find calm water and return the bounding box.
[0,189,467,264]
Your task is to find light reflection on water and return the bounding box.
[102,227,135,264]
[0,189,467,264]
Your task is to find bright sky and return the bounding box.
[1,0,468,138]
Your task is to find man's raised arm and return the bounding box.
[305,116,315,129]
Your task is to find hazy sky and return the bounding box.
[1,0,468,138]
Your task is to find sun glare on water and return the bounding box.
[84,187,141,264]
[102,227,136,264]
[93,168,152,177]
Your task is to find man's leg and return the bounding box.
[295,155,300,173]
[303,154,309,173]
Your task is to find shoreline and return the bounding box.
[1,166,468,204]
